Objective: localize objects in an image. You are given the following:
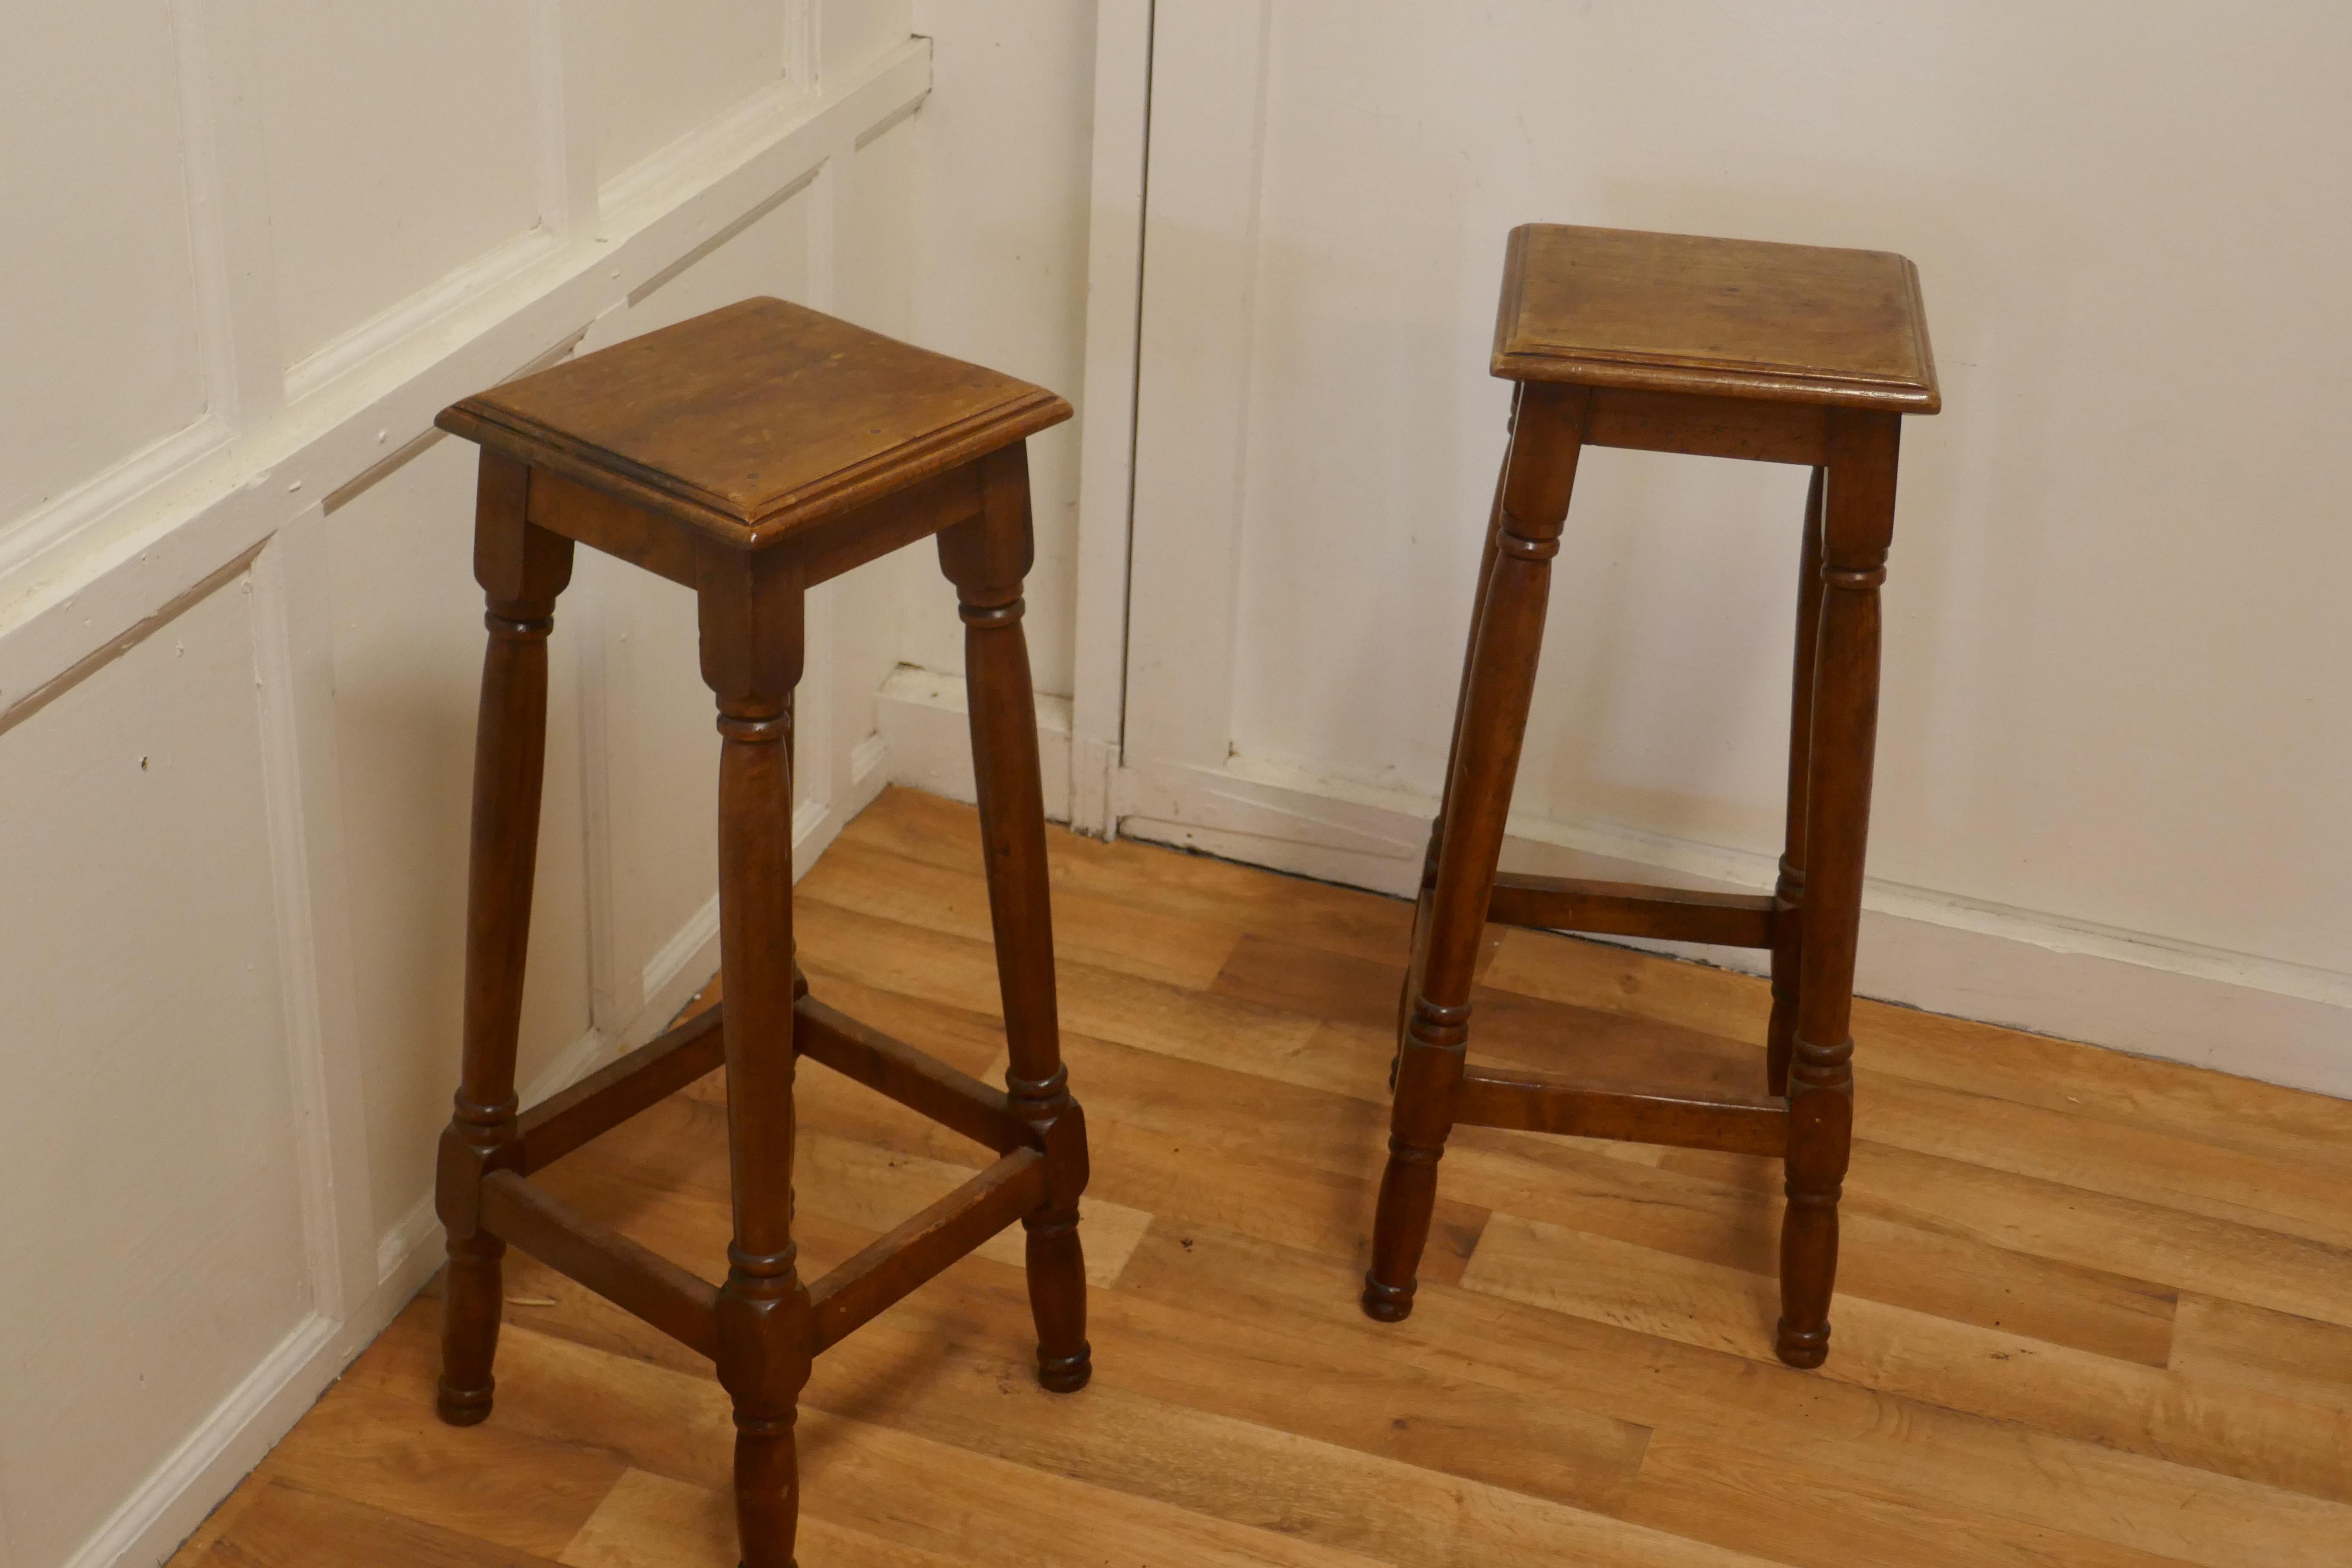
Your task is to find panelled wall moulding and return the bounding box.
[0,11,929,1568]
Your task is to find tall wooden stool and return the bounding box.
[430,298,1090,1567]
[1366,226,1939,1368]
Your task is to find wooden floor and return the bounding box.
[174,787,2352,1567]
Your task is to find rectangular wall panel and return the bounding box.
[0,579,312,1568]
[824,0,913,85]
[0,0,208,533]
[588,0,789,183]
[251,0,545,371]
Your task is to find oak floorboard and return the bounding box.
[805,833,1242,991]
[2167,1292,2352,1415]
[171,787,2352,1568]
[369,1314,1398,1567]
[1464,1210,2352,1507]
[1264,928,2352,1253]
[1123,1223,2352,1568]
[837,785,1418,967]
[250,1375,624,1558]
[1795,1138,2352,1330]
[1438,1128,2180,1364]
[562,1469,967,1568]
[796,946,2185,1367]
[191,1480,568,1567]
[1618,1433,2199,1568]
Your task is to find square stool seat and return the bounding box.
[440,296,1069,550]
[1493,224,1940,411]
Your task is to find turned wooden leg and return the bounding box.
[1397,439,1513,1089]
[1777,413,1899,1369]
[1366,385,1591,1323]
[1767,469,1826,1099]
[696,545,812,1568]
[942,444,1091,1392]
[438,453,574,1427]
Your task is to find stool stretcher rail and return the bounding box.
[1485,873,1777,949]
[809,1148,1048,1351]
[1454,1067,1790,1158]
[795,995,1034,1154]
[514,1007,728,1174]
[480,1170,720,1357]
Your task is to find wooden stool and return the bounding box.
[1365,226,1939,1368]
[429,299,1090,1567]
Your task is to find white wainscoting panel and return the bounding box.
[250,0,547,371]
[0,0,210,534]
[0,575,310,1568]
[0,9,934,1565]
[587,0,799,183]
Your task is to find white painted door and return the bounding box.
[1109,0,1825,899]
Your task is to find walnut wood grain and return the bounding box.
[1453,1069,1791,1157]
[1777,407,1901,1369]
[1768,470,1828,1099]
[807,1148,1048,1351]
[479,1172,720,1360]
[794,996,1032,1155]
[938,442,1093,1393]
[436,450,574,1429]
[1493,224,1939,411]
[695,534,812,1568]
[438,297,1069,548]
[1585,386,1828,465]
[1486,874,1777,949]
[514,1006,727,1175]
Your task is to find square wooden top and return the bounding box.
[437,298,1072,547]
[1491,225,1939,412]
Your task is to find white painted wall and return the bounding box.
[893,0,1099,699]
[0,4,938,1563]
[1099,0,2352,1094]
[0,580,308,1568]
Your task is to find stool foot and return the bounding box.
[1023,1207,1090,1393]
[1361,1274,1415,1323]
[437,1235,505,1427]
[1774,1318,1831,1369]
[1038,1343,1093,1393]
[733,1417,802,1568]
[1365,1127,1447,1324]
[434,1382,494,1427]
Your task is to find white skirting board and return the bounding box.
[1102,750,2352,1102]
